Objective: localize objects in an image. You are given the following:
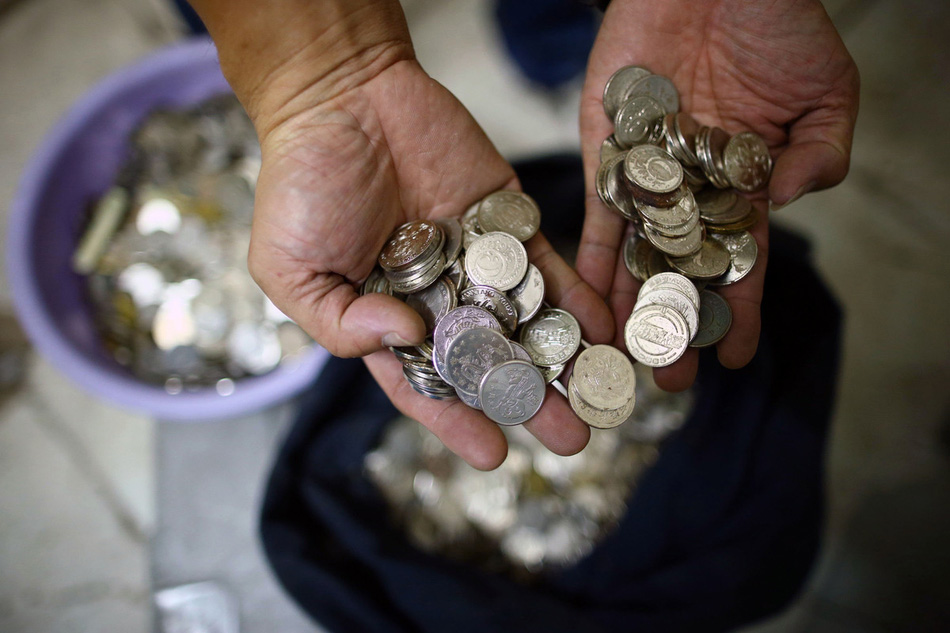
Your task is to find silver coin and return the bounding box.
[642,221,703,258]
[388,253,446,294]
[722,131,772,193]
[538,362,566,384]
[605,152,638,219]
[641,208,699,238]
[459,285,519,336]
[479,360,546,426]
[456,385,482,410]
[635,287,699,341]
[639,272,700,311]
[567,376,636,430]
[697,126,731,189]
[464,232,529,292]
[600,135,624,162]
[623,145,684,195]
[636,188,696,228]
[508,341,533,363]
[666,238,731,280]
[432,305,501,364]
[379,220,443,272]
[689,290,732,348]
[624,304,690,367]
[443,327,513,395]
[695,188,739,223]
[707,231,758,286]
[571,344,636,411]
[602,65,652,120]
[614,95,666,148]
[519,308,582,367]
[445,256,467,291]
[476,191,541,242]
[507,263,545,324]
[406,276,457,336]
[436,217,463,269]
[431,344,454,385]
[626,74,680,114]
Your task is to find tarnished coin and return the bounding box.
[476,191,541,242]
[624,304,690,367]
[519,308,582,367]
[379,220,443,272]
[479,360,546,426]
[567,377,637,430]
[624,145,684,196]
[436,217,463,269]
[696,188,740,224]
[705,207,758,234]
[723,131,772,192]
[623,233,652,282]
[635,287,699,340]
[643,221,703,258]
[689,290,733,347]
[707,230,758,286]
[406,276,457,335]
[626,74,680,114]
[507,263,545,324]
[666,238,731,280]
[602,65,652,120]
[600,135,624,162]
[459,285,519,336]
[464,232,529,292]
[571,344,636,411]
[636,189,697,230]
[640,272,701,311]
[432,305,501,364]
[614,95,665,148]
[444,327,513,395]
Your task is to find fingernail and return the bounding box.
[382,332,414,348]
[770,181,815,212]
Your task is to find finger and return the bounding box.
[525,231,614,345]
[769,72,860,208]
[523,387,591,457]
[364,350,509,471]
[715,204,769,369]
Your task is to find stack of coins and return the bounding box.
[377,220,449,294]
[598,65,771,366]
[567,345,638,430]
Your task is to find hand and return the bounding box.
[248,56,613,470]
[577,0,859,390]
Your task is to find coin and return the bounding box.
[379,220,443,272]
[406,276,457,336]
[624,145,684,196]
[665,238,731,280]
[602,65,652,120]
[604,152,638,219]
[567,377,637,429]
[642,221,703,258]
[626,74,680,114]
[689,290,733,347]
[624,304,690,367]
[360,266,392,296]
[507,264,545,324]
[464,232,529,292]
[519,308,582,367]
[432,305,501,364]
[600,135,624,162]
[622,233,650,282]
[538,362,566,384]
[639,272,701,311]
[479,360,546,426]
[722,131,772,192]
[635,189,696,229]
[476,191,542,242]
[614,95,666,148]
[459,285,519,336]
[571,344,636,411]
[704,207,759,234]
[635,286,699,340]
[444,328,514,395]
[707,230,758,286]
[436,217,463,269]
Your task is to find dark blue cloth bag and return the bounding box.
[259,155,841,633]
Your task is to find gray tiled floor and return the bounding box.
[1,0,948,632]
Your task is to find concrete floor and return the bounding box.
[0,0,948,631]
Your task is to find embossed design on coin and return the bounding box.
[643,221,703,258]
[379,220,441,271]
[624,145,683,195]
[635,287,699,340]
[479,360,546,426]
[708,231,758,286]
[572,345,636,411]
[444,328,513,394]
[464,232,528,292]
[433,305,501,364]
[614,95,666,147]
[689,290,733,348]
[567,377,637,430]
[519,308,582,367]
[459,285,518,335]
[640,272,700,311]
[507,264,545,323]
[476,191,541,242]
[723,132,772,192]
[602,65,652,120]
[624,304,690,367]
[666,238,731,280]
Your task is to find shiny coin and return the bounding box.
[406,276,457,336]
[508,341,533,363]
[643,221,703,258]
[635,287,699,340]
[689,290,733,348]
[476,191,541,242]
[444,328,513,395]
[567,376,637,430]
[538,362,566,384]
[639,272,701,311]
[623,233,651,282]
[379,220,444,272]
[707,230,758,286]
[695,188,738,222]
[602,65,653,120]
[432,305,501,364]
[723,131,772,192]
[666,238,731,280]
[636,189,697,229]
[671,112,701,166]
[436,217,463,269]
[626,74,680,114]
[464,232,529,292]
[507,263,545,324]
[624,145,684,197]
[604,152,638,219]
[614,95,666,148]
[456,385,482,410]
[479,360,546,426]
[519,308,582,367]
[624,304,690,367]
[600,135,624,162]
[459,285,519,336]
[445,256,467,291]
[571,344,636,412]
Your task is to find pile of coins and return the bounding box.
[364,363,694,578]
[599,66,770,366]
[73,96,311,393]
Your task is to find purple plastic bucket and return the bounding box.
[6,38,330,420]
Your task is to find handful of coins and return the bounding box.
[599,65,770,367]
[364,191,640,429]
